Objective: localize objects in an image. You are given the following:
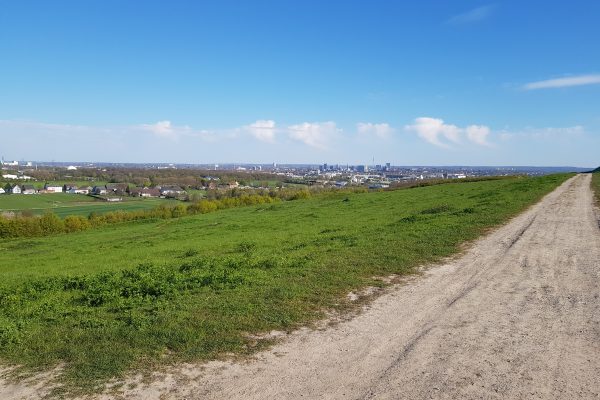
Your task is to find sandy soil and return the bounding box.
[3,174,599,399]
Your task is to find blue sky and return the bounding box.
[0,0,599,167]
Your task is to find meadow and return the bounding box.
[0,193,177,218]
[0,174,570,393]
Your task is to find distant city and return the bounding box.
[0,158,590,189]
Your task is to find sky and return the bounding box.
[0,0,599,167]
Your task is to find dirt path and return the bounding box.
[3,174,600,399]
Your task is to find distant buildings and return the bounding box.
[21,185,37,195]
[8,184,22,194]
[1,160,19,167]
[44,184,63,193]
[2,174,32,180]
[159,185,186,197]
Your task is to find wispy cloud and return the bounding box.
[447,4,495,25]
[356,122,394,139]
[287,121,340,150]
[523,74,600,90]
[139,121,227,142]
[405,117,493,148]
[499,126,585,140]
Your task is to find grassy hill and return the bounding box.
[0,174,570,393]
[592,170,600,204]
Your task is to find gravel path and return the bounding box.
[4,174,600,399]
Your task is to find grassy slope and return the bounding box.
[592,172,600,205]
[0,174,570,392]
[0,194,177,218]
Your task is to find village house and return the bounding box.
[9,184,22,194]
[106,183,129,195]
[92,186,108,195]
[44,183,63,193]
[141,187,160,197]
[159,185,186,197]
[21,184,37,195]
[64,184,91,194]
[0,187,5,194]
[130,187,160,198]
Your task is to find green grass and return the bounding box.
[0,174,570,393]
[0,193,97,209]
[592,172,600,205]
[0,194,178,218]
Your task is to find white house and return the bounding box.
[44,184,63,193]
[68,186,91,195]
[9,185,21,194]
[2,174,18,180]
[0,187,5,194]
[159,185,186,196]
[21,185,37,195]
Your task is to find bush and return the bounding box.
[64,215,91,232]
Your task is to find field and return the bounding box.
[0,174,570,393]
[0,193,178,218]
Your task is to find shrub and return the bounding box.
[64,215,91,232]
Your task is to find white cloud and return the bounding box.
[404,117,461,148]
[356,122,394,139]
[523,74,600,90]
[287,121,340,149]
[447,5,495,25]
[466,125,492,146]
[525,126,584,139]
[497,126,585,141]
[138,120,223,142]
[245,120,277,143]
[405,117,494,148]
[140,120,189,139]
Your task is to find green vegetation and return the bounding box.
[0,193,176,218]
[0,193,96,210]
[0,194,279,239]
[0,174,569,393]
[592,171,600,204]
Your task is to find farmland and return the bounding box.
[0,174,570,393]
[0,193,178,218]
